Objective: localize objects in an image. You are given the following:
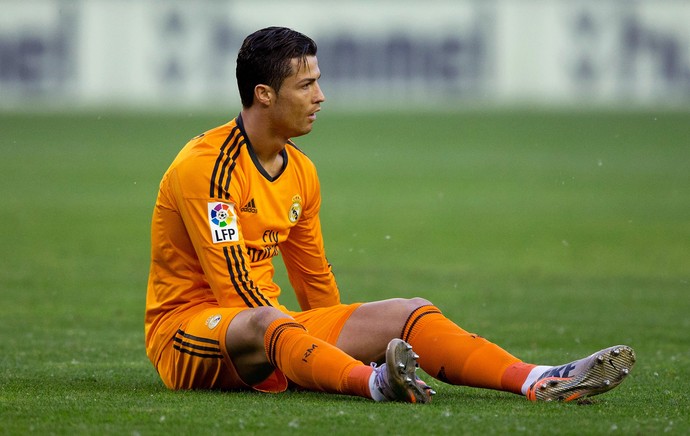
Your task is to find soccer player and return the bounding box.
[145,26,635,403]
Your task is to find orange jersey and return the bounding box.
[145,115,340,364]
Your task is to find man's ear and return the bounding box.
[254,84,274,106]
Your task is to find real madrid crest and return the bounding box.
[289,194,303,223]
[205,314,222,330]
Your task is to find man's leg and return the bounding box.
[335,298,524,391]
[336,300,635,402]
[400,304,636,401]
[225,306,431,402]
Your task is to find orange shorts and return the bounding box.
[153,303,362,391]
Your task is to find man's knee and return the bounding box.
[242,306,292,331]
[228,307,292,345]
[225,307,293,385]
[407,297,433,309]
[354,297,433,323]
[388,297,433,315]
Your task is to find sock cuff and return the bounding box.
[263,318,306,368]
[400,305,443,343]
[500,362,536,394]
[346,364,375,399]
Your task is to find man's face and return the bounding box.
[270,55,325,138]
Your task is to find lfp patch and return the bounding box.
[208,202,239,243]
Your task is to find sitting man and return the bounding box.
[144,26,635,404]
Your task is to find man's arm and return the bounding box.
[169,153,274,309]
[280,210,341,310]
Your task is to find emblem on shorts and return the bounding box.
[288,195,302,223]
[205,314,222,330]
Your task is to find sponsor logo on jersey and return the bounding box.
[288,194,302,223]
[208,202,239,243]
[241,198,258,214]
[205,314,222,330]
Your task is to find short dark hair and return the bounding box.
[236,27,318,108]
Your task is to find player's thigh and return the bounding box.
[290,303,363,345]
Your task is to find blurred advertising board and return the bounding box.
[1,0,689,110]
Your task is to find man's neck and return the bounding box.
[240,108,287,178]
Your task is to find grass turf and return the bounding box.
[0,110,688,434]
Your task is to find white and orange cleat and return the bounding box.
[526,345,636,402]
[371,339,435,403]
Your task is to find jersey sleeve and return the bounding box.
[167,153,273,309]
[279,170,341,310]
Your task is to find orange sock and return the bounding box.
[402,306,535,394]
[264,318,373,398]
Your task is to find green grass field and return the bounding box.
[1,109,688,434]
